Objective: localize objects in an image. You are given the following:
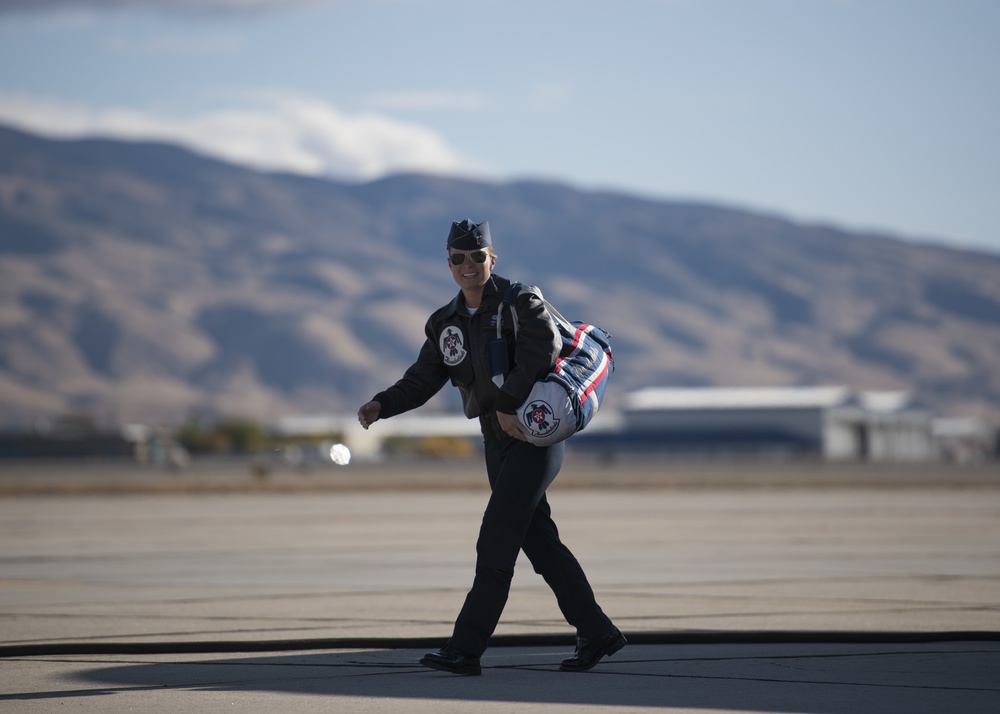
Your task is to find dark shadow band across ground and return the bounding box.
[3,630,999,658]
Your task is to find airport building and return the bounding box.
[616,386,935,461]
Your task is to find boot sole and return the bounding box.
[420,657,482,676]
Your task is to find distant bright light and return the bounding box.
[329,443,351,466]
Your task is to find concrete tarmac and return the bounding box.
[1,457,999,713]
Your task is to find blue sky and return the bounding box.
[1,0,997,253]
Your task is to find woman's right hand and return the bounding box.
[497,409,528,441]
[357,401,382,430]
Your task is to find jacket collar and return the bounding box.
[443,274,508,317]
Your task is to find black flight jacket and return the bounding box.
[371,274,561,440]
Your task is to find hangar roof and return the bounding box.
[623,386,855,412]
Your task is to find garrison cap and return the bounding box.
[447,219,491,250]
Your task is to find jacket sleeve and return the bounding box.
[371,319,449,419]
[493,289,561,415]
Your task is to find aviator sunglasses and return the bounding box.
[449,249,490,266]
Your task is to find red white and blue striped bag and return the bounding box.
[496,283,614,446]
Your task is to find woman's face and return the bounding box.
[447,248,496,293]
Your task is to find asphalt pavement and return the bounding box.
[1,456,998,713]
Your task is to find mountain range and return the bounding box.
[1,123,999,429]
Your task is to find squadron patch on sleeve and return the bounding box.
[439,326,468,366]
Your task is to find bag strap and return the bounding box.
[497,281,572,340]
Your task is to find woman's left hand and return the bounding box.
[497,410,528,441]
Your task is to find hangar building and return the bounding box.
[618,386,934,461]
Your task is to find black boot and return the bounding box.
[560,629,626,672]
[420,645,482,676]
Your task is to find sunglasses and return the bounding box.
[449,250,490,266]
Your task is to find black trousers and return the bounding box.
[448,435,614,656]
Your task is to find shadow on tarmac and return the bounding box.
[14,643,998,714]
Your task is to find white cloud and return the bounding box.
[0,91,477,180]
